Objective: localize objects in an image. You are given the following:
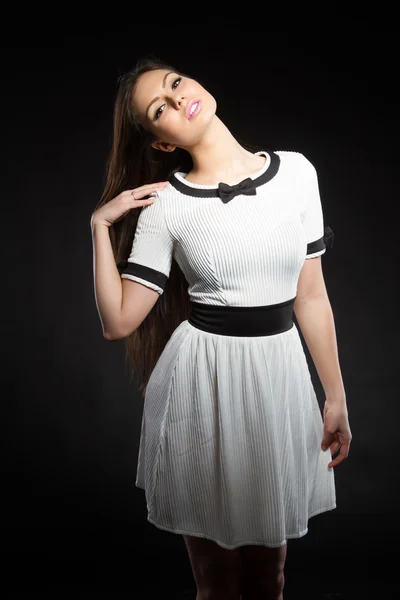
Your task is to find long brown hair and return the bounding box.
[94,56,193,399]
[95,55,262,399]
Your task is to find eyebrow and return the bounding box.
[145,71,175,119]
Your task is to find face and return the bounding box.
[131,68,217,152]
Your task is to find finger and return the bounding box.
[329,441,342,456]
[328,455,344,468]
[127,187,168,201]
[321,432,334,451]
[129,191,158,203]
[328,445,349,468]
[125,182,169,196]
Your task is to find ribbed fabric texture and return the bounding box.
[123,150,337,549]
[121,151,327,299]
[136,319,336,549]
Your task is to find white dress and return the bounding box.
[120,150,337,550]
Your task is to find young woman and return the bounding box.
[91,56,351,600]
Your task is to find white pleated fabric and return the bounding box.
[121,150,337,549]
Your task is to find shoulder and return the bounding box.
[135,184,170,225]
[274,149,316,173]
[141,182,176,210]
[141,181,183,229]
[273,150,318,187]
[150,181,178,214]
[151,179,182,200]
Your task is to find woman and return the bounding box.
[91,56,352,600]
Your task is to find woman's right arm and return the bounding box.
[91,220,125,339]
[90,182,169,340]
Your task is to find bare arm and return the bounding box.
[294,292,346,404]
[90,181,169,340]
[90,219,160,340]
[91,220,124,339]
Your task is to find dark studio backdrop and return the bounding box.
[4,25,399,598]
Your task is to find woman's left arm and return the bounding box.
[294,291,352,468]
[294,292,346,401]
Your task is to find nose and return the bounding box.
[170,94,185,110]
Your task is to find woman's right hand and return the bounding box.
[91,181,170,228]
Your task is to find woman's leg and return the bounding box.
[183,534,242,600]
[239,540,288,600]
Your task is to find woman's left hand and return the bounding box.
[321,400,352,468]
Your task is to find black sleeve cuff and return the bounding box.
[307,225,335,255]
[117,261,168,290]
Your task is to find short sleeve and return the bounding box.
[117,194,174,295]
[300,156,334,259]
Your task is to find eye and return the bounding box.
[154,105,164,120]
[172,76,182,89]
[154,77,183,120]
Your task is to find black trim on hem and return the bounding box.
[306,226,335,256]
[118,261,167,290]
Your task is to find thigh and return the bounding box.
[183,535,242,595]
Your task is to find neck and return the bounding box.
[181,116,260,183]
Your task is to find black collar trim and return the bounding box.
[169,150,280,198]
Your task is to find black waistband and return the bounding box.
[188,297,296,337]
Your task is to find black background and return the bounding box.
[4,24,399,599]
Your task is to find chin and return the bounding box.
[199,100,217,125]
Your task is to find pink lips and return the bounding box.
[186,99,202,120]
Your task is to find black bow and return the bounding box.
[218,177,257,203]
[323,225,335,249]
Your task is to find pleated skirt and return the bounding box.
[135,311,336,549]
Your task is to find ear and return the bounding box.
[151,140,177,153]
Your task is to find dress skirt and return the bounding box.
[135,298,336,550]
